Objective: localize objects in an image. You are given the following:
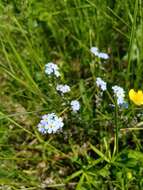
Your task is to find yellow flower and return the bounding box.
[129,89,143,105]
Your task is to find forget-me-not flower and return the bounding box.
[112,85,125,105]
[45,62,60,77]
[70,100,80,112]
[90,47,99,56]
[98,52,109,59]
[90,46,109,60]
[56,84,71,94]
[96,77,107,91]
[37,113,64,134]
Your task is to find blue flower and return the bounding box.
[56,84,71,94]
[90,46,109,60]
[90,47,99,56]
[37,113,64,134]
[98,52,109,60]
[45,62,60,77]
[96,77,107,91]
[112,85,125,105]
[71,100,80,112]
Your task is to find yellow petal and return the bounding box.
[129,89,135,101]
[137,91,143,104]
[138,90,143,95]
[129,89,143,105]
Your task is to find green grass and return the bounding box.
[0,0,143,189]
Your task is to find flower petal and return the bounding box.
[129,89,135,101]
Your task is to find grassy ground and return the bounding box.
[0,0,143,189]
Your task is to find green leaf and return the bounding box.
[65,170,83,183]
[89,143,110,163]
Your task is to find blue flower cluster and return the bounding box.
[70,100,80,112]
[112,85,125,105]
[37,113,64,134]
[37,62,81,134]
[90,46,109,59]
[56,84,71,94]
[45,62,60,77]
[96,77,107,91]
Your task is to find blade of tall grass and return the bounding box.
[127,0,138,86]
[0,111,35,137]
[1,37,47,104]
[12,17,43,69]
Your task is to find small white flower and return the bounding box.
[90,47,99,56]
[71,100,80,112]
[45,62,60,77]
[96,77,107,91]
[37,113,64,134]
[117,96,124,105]
[90,47,109,59]
[112,85,125,105]
[112,86,125,97]
[56,84,71,94]
[98,52,109,59]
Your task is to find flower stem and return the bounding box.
[113,101,119,156]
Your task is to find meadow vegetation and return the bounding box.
[0,0,143,189]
